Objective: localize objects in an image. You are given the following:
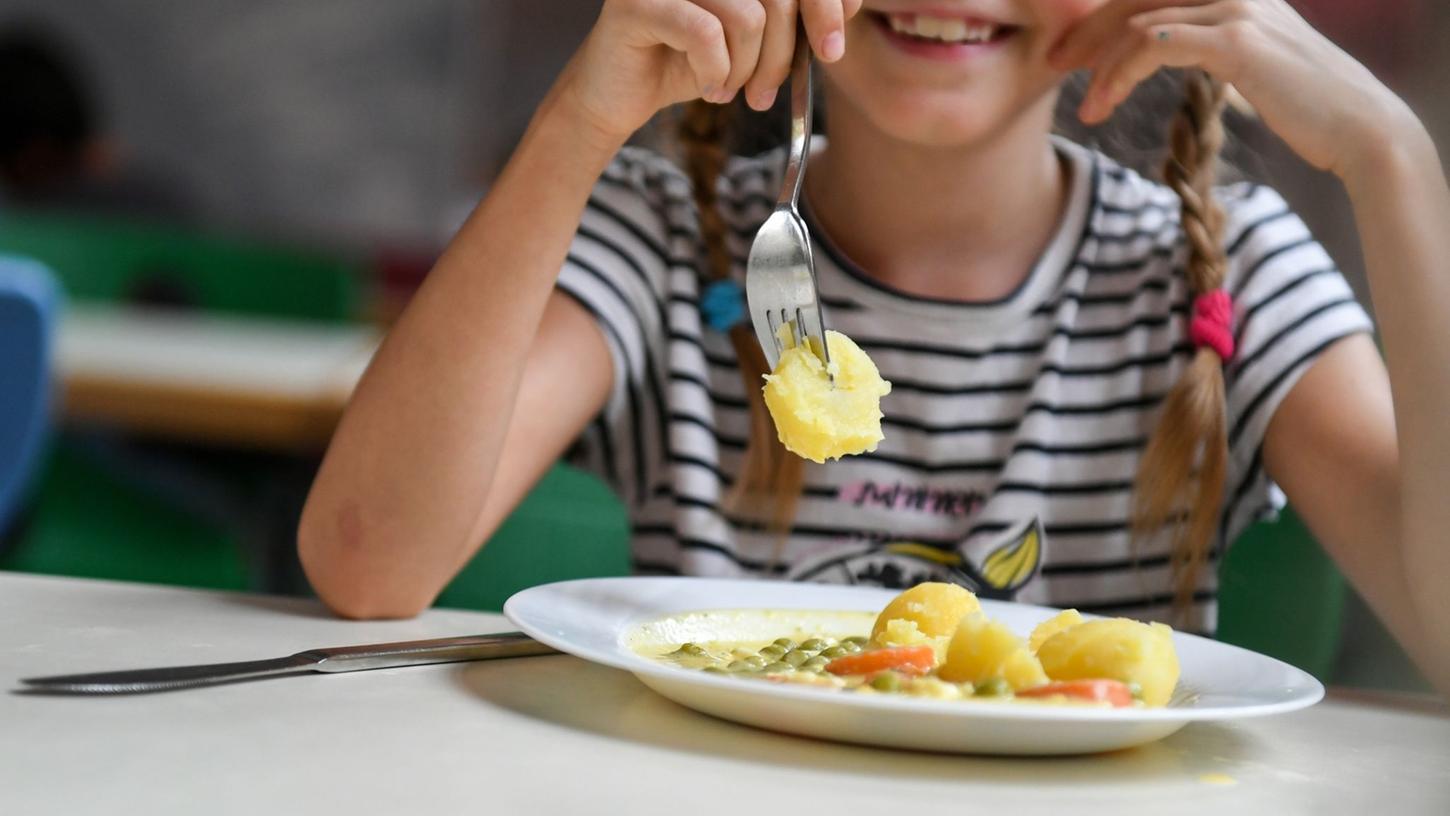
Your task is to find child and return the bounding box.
[298,1,1450,694]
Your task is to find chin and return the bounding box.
[829,79,1051,150]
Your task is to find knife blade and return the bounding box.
[18,631,558,695]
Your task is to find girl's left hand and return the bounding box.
[1049,0,1418,182]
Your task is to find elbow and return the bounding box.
[296,500,435,621]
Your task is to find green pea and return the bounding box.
[728,656,766,672]
[772,638,795,649]
[800,657,829,672]
[758,645,786,660]
[870,672,902,692]
[673,642,707,657]
[819,646,849,659]
[842,636,869,647]
[1127,681,1144,700]
[702,666,727,675]
[799,638,828,652]
[975,677,1012,697]
[762,661,793,673]
[782,650,809,667]
[841,641,863,654]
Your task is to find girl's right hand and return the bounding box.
[557,0,862,146]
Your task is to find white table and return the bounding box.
[3,573,1447,815]
[56,305,379,450]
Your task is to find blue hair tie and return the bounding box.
[701,279,746,333]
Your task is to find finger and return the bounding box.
[639,0,732,100]
[745,0,795,110]
[1081,23,1228,123]
[800,0,847,62]
[694,0,768,101]
[1050,0,1216,70]
[1076,30,1149,121]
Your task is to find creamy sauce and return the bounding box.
[627,609,1135,706]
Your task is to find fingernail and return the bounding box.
[821,31,845,62]
[701,84,718,101]
[752,87,778,110]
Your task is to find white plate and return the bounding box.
[504,577,1323,755]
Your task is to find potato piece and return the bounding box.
[763,329,892,463]
[871,582,981,643]
[1036,618,1181,707]
[1028,609,1085,653]
[938,613,1049,690]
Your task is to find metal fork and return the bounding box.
[745,32,831,377]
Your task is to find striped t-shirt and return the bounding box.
[554,138,1372,631]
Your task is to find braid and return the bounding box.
[1132,70,1231,627]
[678,100,804,532]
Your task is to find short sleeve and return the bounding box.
[1216,184,1375,544]
[554,148,685,506]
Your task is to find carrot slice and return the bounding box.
[824,645,935,677]
[1016,679,1134,707]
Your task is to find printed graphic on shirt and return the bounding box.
[837,480,983,519]
[785,517,1044,600]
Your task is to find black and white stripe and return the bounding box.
[554,141,1373,632]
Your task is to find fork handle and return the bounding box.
[779,29,813,211]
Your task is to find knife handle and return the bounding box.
[302,631,557,673]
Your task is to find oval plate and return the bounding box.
[504,577,1323,755]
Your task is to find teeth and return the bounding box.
[887,14,999,44]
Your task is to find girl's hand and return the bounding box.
[558,0,862,147]
[1049,0,1420,182]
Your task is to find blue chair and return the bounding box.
[0,256,60,539]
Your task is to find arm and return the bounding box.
[1053,0,1450,692]
[1264,126,1450,695]
[298,95,622,619]
[299,0,860,618]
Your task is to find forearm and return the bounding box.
[1341,107,1450,692]
[298,87,623,618]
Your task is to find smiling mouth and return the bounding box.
[869,10,1018,47]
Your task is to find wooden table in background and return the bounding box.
[56,305,379,450]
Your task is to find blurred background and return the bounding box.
[0,1,1441,693]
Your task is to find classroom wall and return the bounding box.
[0,0,486,245]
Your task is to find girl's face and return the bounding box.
[824,1,1106,147]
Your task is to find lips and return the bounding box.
[884,12,1004,45]
[865,8,1019,60]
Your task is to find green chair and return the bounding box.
[434,464,631,612]
[0,441,249,590]
[1217,505,1346,680]
[0,212,361,322]
[0,213,364,591]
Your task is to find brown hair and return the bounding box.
[1132,70,1232,627]
[678,99,804,533]
[678,72,1233,617]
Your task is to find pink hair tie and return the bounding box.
[1189,289,1235,362]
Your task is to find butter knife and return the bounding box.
[18,631,557,695]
